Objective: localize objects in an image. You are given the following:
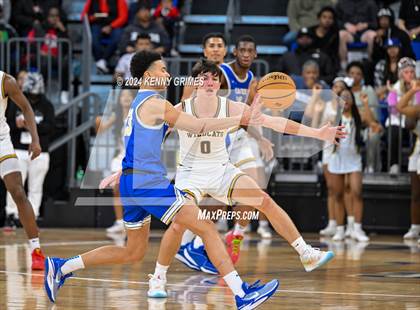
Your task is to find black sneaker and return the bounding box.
[3,215,17,232]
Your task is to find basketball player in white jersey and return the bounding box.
[147,59,345,297]
[0,71,45,270]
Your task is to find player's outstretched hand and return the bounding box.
[258,137,274,161]
[241,94,263,126]
[318,122,346,145]
[29,140,42,160]
[99,171,122,189]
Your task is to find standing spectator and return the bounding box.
[0,0,11,23]
[284,0,332,45]
[81,0,128,73]
[118,3,170,55]
[277,28,335,84]
[5,73,55,222]
[0,3,16,42]
[28,7,70,104]
[398,0,420,40]
[153,0,180,47]
[372,8,415,65]
[308,6,339,72]
[114,33,152,81]
[347,61,382,172]
[386,58,418,174]
[336,0,378,70]
[11,0,44,36]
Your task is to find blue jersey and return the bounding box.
[220,62,254,103]
[122,90,169,180]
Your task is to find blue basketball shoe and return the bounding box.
[44,257,73,302]
[235,279,279,309]
[175,243,201,271]
[184,241,218,274]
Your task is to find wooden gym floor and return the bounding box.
[0,229,419,309]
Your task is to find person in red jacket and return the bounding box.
[81,0,128,73]
[153,0,180,44]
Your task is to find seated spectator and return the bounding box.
[284,0,332,45]
[308,6,339,72]
[0,3,16,43]
[16,70,28,89]
[153,0,180,48]
[336,0,378,70]
[0,0,11,23]
[386,57,418,174]
[5,72,55,221]
[346,61,382,172]
[398,0,420,40]
[372,8,415,64]
[277,28,335,84]
[11,0,45,36]
[119,3,170,55]
[81,0,128,73]
[374,38,402,100]
[114,33,152,81]
[28,6,70,103]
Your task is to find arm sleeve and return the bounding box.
[110,0,128,28]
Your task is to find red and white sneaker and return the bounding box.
[31,248,45,270]
[225,231,243,264]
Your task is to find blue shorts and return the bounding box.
[119,173,186,229]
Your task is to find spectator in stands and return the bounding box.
[0,0,10,23]
[374,38,402,99]
[11,0,45,36]
[329,86,372,242]
[372,8,415,65]
[153,0,180,51]
[346,61,382,172]
[386,57,418,174]
[5,73,55,221]
[284,0,332,45]
[119,3,170,55]
[336,0,378,70]
[396,74,420,242]
[16,70,27,89]
[277,28,335,84]
[0,3,16,42]
[81,0,129,74]
[28,6,70,104]
[398,0,420,40]
[114,33,152,81]
[308,6,339,72]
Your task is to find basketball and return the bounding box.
[257,72,296,110]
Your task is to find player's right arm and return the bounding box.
[140,96,261,134]
[4,74,42,159]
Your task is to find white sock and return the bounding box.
[354,222,362,231]
[336,226,345,233]
[291,236,308,256]
[193,236,204,248]
[233,223,246,236]
[29,238,40,252]
[181,230,195,246]
[347,216,355,226]
[259,220,269,228]
[153,262,169,280]
[328,220,337,227]
[411,224,420,231]
[223,270,245,297]
[61,255,85,275]
[115,219,123,224]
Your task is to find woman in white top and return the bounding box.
[396,73,420,242]
[329,86,373,242]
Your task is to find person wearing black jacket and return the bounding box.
[276,27,335,84]
[372,8,415,65]
[5,72,55,220]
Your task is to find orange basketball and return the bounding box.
[257,72,296,110]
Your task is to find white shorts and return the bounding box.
[0,135,20,178]
[175,162,245,206]
[328,148,362,174]
[408,138,420,174]
[228,129,257,170]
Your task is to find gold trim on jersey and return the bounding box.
[234,157,256,168]
[182,189,199,205]
[226,99,230,117]
[191,96,221,118]
[1,73,5,99]
[181,100,186,112]
[227,173,246,206]
[0,154,17,163]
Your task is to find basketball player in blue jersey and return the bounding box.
[147,59,344,298]
[44,50,281,309]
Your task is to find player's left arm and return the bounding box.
[4,74,41,159]
[229,97,345,144]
